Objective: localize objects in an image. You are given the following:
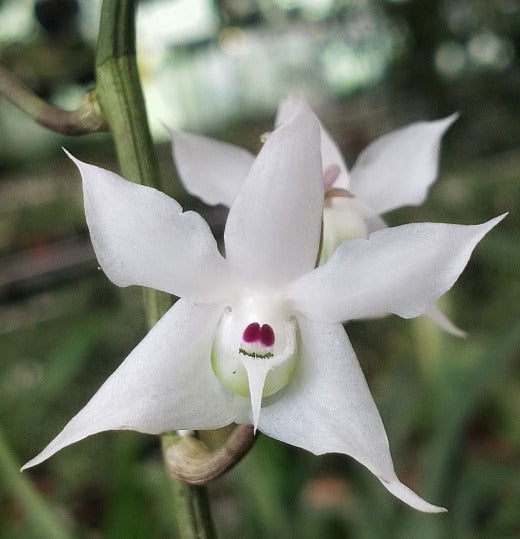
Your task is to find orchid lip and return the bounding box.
[211,306,299,421]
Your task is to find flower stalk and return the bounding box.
[95,0,173,329]
[95,0,162,192]
[95,1,217,536]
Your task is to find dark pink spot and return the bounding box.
[243,322,260,343]
[242,322,276,347]
[323,164,341,191]
[259,324,275,347]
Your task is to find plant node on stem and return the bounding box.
[162,425,257,485]
[0,65,107,135]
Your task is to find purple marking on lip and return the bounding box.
[242,322,275,347]
[259,324,275,347]
[243,322,261,343]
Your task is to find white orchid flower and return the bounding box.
[23,103,502,514]
[170,98,463,336]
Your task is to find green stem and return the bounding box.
[95,0,162,191]
[170,481,217,539]
[94,2,216,537]
[0,429,70,539]
[0,65,106,135]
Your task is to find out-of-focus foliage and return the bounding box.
[1,0,519,537]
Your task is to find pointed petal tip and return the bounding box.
[62,147,76,162]
[488,212,508,225]
[20,462,31,472]
[440,111,460,129]
[20,452,47,472]
[277,97,318,130]
[436,318,467,339]
[381,477,447,513]
[19,430,86,473]
[425,304,467,338]
[422,112,459,138]
[451,326,467,339]
[476,212,508,237]
[62,148,91,174]
[276,95,313,128]
[244,363,268,432]
[460,213,507,246]
[425,112,459,133]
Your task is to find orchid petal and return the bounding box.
[273,96,297,127]
[259,318,445,512]
[287,216,505,323]
[169,129,254,206]
[334,206,465,336]
[224,101,323,285]
[276,97,350,188]
[22,300,239,470]
[364,213,387,234]
[68,152,237,303]
[349,114,458,214]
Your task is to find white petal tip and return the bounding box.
[425,305,467,338]
[382,478,447,513]
[476,213,508,238]
[62,148,86,171]
[428,112,459,135]
[442,111,460,128]
[20,448,55,471]
[436,319,467,339]
[62,147,74,160]
[20,458,37,472]
[244,362,270,433]
[451,328,467,339]
[487,212,508,226]
[464,213,508,246]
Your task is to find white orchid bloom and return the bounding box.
[23,103,502,514]
[170,98,463,336]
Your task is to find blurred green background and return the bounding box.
[1,0,519,537]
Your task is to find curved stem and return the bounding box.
[0,65,106,135]
[162,425,256,485]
